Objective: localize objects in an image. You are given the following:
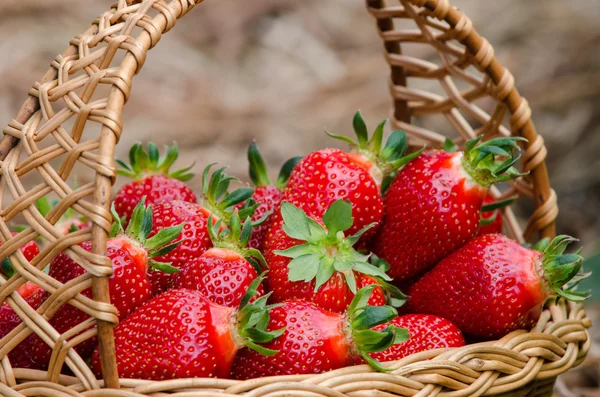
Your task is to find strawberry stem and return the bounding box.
[346,285,409,372]
[117,142,195,181]
[481,196,518,213]
[201,163,255,223]
[111,198,183,274]
[207,211,267,272]
[368,254,408,308]
[462,136,527,187]
[247,141,301,190]
[540,235,589,302]
[326,111,423,183]
[274,200,391,294]
[236,274,284,356]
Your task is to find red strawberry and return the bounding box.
[0,282,46,369]
[278,112,419,241]
[373,136,525,281]
[175,212,266,307]
[147,165,254,295]
[32,199,183,365]
[114,143,197,221]
[91,278,282,380]
[360,314,465,363]
[477,195,517,236]
[0,232,40,278]
[409,234,587,339]
[239,142,300,250]
[265,200,391,313]
[230,285,408,379]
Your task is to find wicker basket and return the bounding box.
[0,0,590,396]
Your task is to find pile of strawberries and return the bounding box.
[0,112,589,380]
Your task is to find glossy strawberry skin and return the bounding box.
[477,194,503,236]
[373,150,487,281]
[242,185,282,251]
[1,232,39,268]
[91,289,239,380]
[409,234,547,340]
[114,175,197,222]
[264,220,385,313]
[279,149,383,240]
[360,314,465,363]
[175,248,264,308]
[148,201,214,295]
[0,283,46,369]
[19,238,40,262]
[32,238,151,364]
[230,299,352,379]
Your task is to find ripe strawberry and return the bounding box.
[373,136,525,281]
[265,200,393,313]
[240,142,300,250]
[91,278,282,380]
[409,234,588,339]
[0,232,40,278]
[278,112,420,240]
[360,314,465,363]
[32,199,183,365]
[0,282,46,369]
[477,195,516,236]
[147,165,254,295]
[114,143,197,221]
[230,285,409,379]
[175,212,266,307]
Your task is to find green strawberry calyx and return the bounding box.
[326,111,424,190]
[461,136,528,187]
[368,254,408,308]
[201,163,256,224]
[480,196,517,226]
[235,273,285,356]
[117,142,195,181]
[274,200,392,294]
[207,210,267,273]
[248,141,302,190]
[345,285,409,372]
[111,197,184,274]
[538,235,590,302]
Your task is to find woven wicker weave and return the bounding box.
[0,0,590,396]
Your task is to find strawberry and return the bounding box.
[114,143,197,221]
[0,232,40,278]
[230,285,409,379]
[373,136,525,281]
[147,165,254,295]
[265,200,392,313]
[175,212,266,308]
[0,282,46,369]
[278,112,420,241]
[31,199,183,365]
[360,314,465,363]
[477,195,516,236]
[91,278,283,380]
[240,142,300,250]
[408,234,588,339]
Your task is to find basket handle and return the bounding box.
[369,0,556,239]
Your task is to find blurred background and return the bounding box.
[0,0,599,394]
